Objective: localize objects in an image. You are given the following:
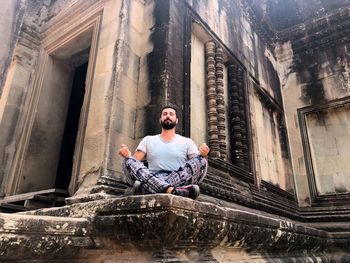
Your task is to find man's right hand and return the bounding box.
[119,144,131,158]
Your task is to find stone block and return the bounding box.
[113,98,136,136]
[129,0,147,34]
[128,26,153,57]
[0,213,93,262]
[118,74,138,108]
[136,80,151,107]
[101,0,122,28]
[124,51,141,82]
[16,194,345,262]
[106,130,140,173]
[94,43,115,76]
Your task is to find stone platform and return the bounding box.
[0,195,349,262]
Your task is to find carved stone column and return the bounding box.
[205,41,220,158]
[237,66,250,169]
[215,47,227,160]
[228,63,250,170]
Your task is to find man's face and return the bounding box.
[160,108,178,130]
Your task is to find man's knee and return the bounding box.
[121,158,134,185]
[192,155,208,168]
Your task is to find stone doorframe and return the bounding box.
[6,3,103,196]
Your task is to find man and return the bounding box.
[119,105,210,199]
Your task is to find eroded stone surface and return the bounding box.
[0,195,342,261]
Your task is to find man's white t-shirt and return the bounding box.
[136,134,199,171]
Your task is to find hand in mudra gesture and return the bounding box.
[199,143,210,157]
[119,144,131,158]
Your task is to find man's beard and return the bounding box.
[161,119,176,130]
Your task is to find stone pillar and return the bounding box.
[205,41,220,158]
[205,41,228,161]
[228,63,250,170]
[215,47,227,161]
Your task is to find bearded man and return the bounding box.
[118,105,209,199]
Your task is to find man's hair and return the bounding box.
[160,104,178,117]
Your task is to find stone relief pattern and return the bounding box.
[0,234,75,260]
[215,47,227,161]
[205,41,227,160]
[205,41,220,159]
[95,208,331,253]
[228,63,250,170]
[338,51,350,93]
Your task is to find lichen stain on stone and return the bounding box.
[140,198,147,209]
[147,198,157,208]
[2,219,18,231]
[280,220,294,231]
[219,234,229,246]
[337,55,350,93]
[275,41,295,88]
[274,229,283,241]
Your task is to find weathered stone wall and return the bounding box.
[0,195,327,262]
[0,0,44,196]
[0,1,350,262]
[102,0,155,185]
[276,19,350,206]
[1,195,348,262]
[0,0,157,197]
[187,0,293,191]
[0,0,25,97]
[0,0,294,199]
[305,105,350,194]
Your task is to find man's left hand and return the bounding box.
[199,143,210,157]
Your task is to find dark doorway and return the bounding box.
[55,62,87,190]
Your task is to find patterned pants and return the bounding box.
[122,155,208,194]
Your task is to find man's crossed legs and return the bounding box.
[122,155,208,199]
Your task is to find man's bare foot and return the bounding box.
[166,186,174,194]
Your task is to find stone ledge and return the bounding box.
[28,195,332,250]
[0,213,94,261]
[0,194,347,261]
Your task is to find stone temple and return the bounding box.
[0,0,350,262]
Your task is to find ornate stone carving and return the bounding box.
[205,41,220,158]
[228,63,250,170]
[205,42,228,160]
[15,194,350,261]
[0,213,93,261]
[215,47,227,161]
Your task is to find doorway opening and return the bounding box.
[1,26,95,212]
[55,62,87,190]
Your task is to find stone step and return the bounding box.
[0,203,28,213]
[0,188,69,212]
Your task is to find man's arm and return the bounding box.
[133,150,145,161]
[118,144,146,161]
[187,142,210,159]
